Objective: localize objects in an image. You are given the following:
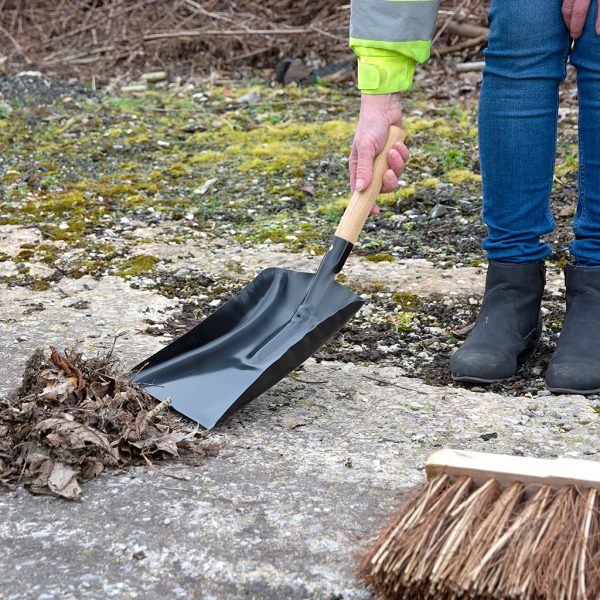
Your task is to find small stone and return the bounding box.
[132,550,145,560]
[237,90,260,104]
[193,178,218,196]
[174,268,190,280]
[480,432,498,441]
[430,204,449,219]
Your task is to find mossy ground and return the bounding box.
[0,81,580,288]
[0,79,587,398]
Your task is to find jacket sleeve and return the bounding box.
[350,0,440,94]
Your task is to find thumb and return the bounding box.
[355,140,376,192]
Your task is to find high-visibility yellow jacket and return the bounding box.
[350,0,440,94]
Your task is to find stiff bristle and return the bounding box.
[358,476,600,599]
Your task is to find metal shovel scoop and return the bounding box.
[132,126,404,429]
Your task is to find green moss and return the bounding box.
[419,177,440,189]
[391,291,422,310]
[317,198,348,221]
[190,150,223,164]
[16,249,34,260]
[116,254,159,278]
[593,406,600,415]
[445,168,482,185]
[366,253,394,263]
[30,280,52,291]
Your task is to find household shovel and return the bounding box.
[132,126,404,428]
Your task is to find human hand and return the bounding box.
[562,0,600,38]
[349,93,409,216]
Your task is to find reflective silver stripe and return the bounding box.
[350,0,439,42]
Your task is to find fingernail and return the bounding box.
[356,178,365,191]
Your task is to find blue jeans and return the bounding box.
[479,0,600,265]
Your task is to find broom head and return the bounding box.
[359,449,600,599]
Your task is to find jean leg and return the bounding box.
[479,0,570,262]
[569,3,600,266]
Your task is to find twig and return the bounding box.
[182,0,236,23]
[432,0,472,45]
[438,34,487,56]
[143,27,316,41]
[455,61,485,73]
[0,23,32,64]
[444,21,490,39]
[145,396,173,422]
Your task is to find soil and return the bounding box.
[0,72,94,106]
[149,267,571,400]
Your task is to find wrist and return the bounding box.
[360,93,402,124]
[360,93,401,107]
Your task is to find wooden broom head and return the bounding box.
[358,450,600,600]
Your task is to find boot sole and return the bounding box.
[547,385,600,395]
[451,333,541,385]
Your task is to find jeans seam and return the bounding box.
[546,82,561,230]
[575,103,587,230]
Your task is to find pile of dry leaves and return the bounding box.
[0,346,217,500]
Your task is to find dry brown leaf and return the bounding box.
[48,462,81,500]
[50,346,86,396]
[35,417,117,459]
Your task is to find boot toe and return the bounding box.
[450,348,515,382]
[546,357,600,393]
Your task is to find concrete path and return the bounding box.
[1,228,598,599]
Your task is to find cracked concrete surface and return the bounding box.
[1,232,599,600]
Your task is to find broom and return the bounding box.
[358,449,600,600]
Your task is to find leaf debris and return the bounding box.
[0,347,218,500]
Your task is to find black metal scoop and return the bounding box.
[132,127,404,428]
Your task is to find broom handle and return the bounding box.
[426,449,600,491]
[335,126,405,245]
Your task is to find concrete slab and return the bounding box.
[1,358,598,599]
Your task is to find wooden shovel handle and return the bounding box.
[335,125,406,245]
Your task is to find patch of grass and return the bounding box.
[390,311,416,332]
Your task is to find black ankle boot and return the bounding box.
[450,260,545,383]
[546,264,600,394]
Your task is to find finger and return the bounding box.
[570,0,592,38]
[370,203,380,216]
[562,0,576,27]
[397,142,410,163]
[355,140,377,192]
[388,149,405,177]
[349,147,358,192]
[381,168,399,194]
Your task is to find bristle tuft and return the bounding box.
[358,476,600,599]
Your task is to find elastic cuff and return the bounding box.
[357,55,417,94]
